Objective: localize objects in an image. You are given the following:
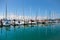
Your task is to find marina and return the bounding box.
[0,18,60,27]
[0,0,60,27]
[0,0,60,40]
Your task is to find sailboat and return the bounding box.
[35,8,41,25]
[28,8,36,25]
[20,0,29,26]
[12,10,20,26]
[3,0,11,26]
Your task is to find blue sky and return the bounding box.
[0,0,60,18]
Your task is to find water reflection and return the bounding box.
[0,24,60,40]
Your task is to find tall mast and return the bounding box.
[22,0,25,26]
[45,10,48,19]
[48,9,51,19]
[30,7,31,20]
[35,8,38,22]
[53,11,55,19]
[5,0,7,20]
[22,0,24,20]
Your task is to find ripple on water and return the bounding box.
[0,24,60,40]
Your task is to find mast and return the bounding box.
[30,7,31,20]
[48,10,51,20]
[53,11,54,19]
[5,0,7,20]
[30,7,32,25]
[22,0,25,25]
[22,0,24,20]
[45,10,47,19]
[35,8,38,25]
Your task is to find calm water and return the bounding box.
[0,24,60,40]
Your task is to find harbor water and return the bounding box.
[0,24,60,40]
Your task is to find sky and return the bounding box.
[0,0,60,19]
